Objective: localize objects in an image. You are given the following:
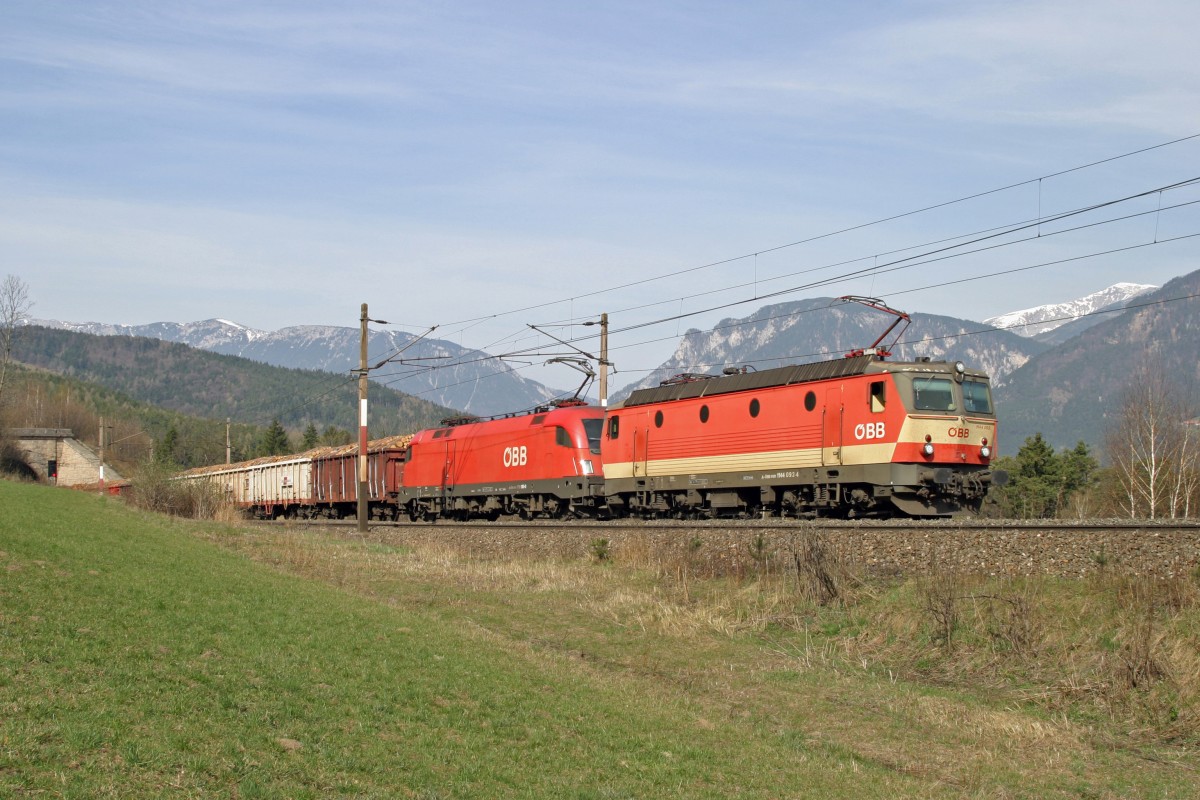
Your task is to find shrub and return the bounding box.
[127,461,230,519]
[590,537,611,563]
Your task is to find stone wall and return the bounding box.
[7,428,123,487]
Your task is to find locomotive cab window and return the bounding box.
[608,415,620,439]
[870,380,886,413]
[963,380,994,415]
[555,426,572,447]
[582,418,603,453]
[912,376,956,412]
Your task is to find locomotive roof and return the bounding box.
[619,355,985,408]
[431,401,602,430]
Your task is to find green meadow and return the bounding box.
[2,480,1197,798]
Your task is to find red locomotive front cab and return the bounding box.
[398,404,606,520]
[880,361,1007,514]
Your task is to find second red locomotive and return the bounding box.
[396,401,606,521]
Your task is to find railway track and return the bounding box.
[254,516,1200,533]
[249,517,1200,579]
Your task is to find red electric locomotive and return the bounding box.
[601,354,1005,518]
[396,401,606,520]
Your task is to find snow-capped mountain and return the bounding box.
[982,283,1156,338]
[23,318,563,416]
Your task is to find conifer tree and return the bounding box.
[154,425,179,465]
[301,422,319,450]
[991,434,1097,518]
[259,419,291,456]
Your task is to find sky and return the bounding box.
[3,0,1199,385]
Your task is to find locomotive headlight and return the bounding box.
[922,442,935,457]
[579,459,595,475]
[954,361,965,375]
[980,445,992,459]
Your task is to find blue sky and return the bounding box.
[3,0,1199,380]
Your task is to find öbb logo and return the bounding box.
[853,422,886,440]
[503,445,528,467]
[947,427,970,438]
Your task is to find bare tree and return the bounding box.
[1172,421,1200,518]
[1106,368,1198,519]
[0,275,33,408]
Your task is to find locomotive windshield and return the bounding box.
[912,377,956,412]
[962,379,993,414]
[582,418,603,454]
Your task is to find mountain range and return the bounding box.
[9,327,458,449]
[23,319,563,417]
[22,278,1188,455]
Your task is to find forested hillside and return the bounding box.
[10,327,458,457]
[1,364,270,469]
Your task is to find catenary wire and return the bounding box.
[427,132,1200,336]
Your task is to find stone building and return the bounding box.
[6,428,124,487]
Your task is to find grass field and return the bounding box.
[2,480,1198,798]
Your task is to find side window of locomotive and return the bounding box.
[608,415,620,440]
[912,377,956,412]
[555,426,572,447]
[582,418,603,454]
[870,380,886,413]
[962,380,994,414]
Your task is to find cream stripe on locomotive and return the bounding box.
[604,441,899,480]
[897,415,998,446]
